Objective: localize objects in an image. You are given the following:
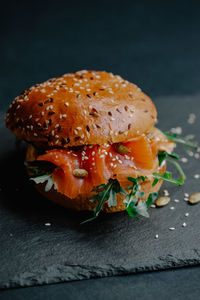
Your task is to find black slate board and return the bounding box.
[0,94,200,289]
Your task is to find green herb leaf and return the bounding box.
[81,179,126,224]
[124,176,153,219]
[153,150,186,186]
[164,132,198,152]
[146,192,158,208]
[157,150,179,166]
[30,174,55,192]
[24,160,56,176]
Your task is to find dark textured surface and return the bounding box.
[0,94,200,289]
[1,0,200,298]
[1,266,200,300]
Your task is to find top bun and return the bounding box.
[6,70,157,148]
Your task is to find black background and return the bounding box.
[1,0,200,299]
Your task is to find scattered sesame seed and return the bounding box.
[163,189,169,196]
[184,193,189,197]
[174,199,180,203]
[150,204,156,208]
[182,222,187,227]
[65,102,69,107]
[194,174,200,179]
[170,206,175,210]
[185,213,189,217]
[170,127,182,135]
[45,223,51,226]
[155,234,159,239]
[169,227,175,231]
[74,129,78,135]
[181,157,188,163]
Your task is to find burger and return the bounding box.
[5,70,185,222]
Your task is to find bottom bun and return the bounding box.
[35,168,165,213]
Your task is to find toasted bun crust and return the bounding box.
[6,70,157,148]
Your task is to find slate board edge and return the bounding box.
[1,257,200,290]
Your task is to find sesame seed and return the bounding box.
[41,111,44,116]
[65,102,69,107]
[182,222,187,227]
[76,127,82,130]
[150,204,156,208]
[174,199,180,203]
[45,223,51,226]
[155,234,159,239]
[184,193,189,197]
[185,213,189,217]
[163,189,169,196]
[194,174,200,179]
[74,129,78,135]
[170,206,175,210]
[188,151,194,157]
[33,133,38,136]
[169,227,175,231]
[181,157,188,163]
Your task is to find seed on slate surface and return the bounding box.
[174,199,180,203]
[182,222,187,227]
[115,143,131,154]
[155,196,170,207]
[163,189,169,196]
[185,213,189,217]
[169,227,175,231]
[155,234,159,239]
[73,168,88,178]
[188,193,200,204]
[151,204,156,208]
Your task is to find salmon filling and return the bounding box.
[36,130,174,199]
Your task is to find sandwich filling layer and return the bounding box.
[27,128,174,199]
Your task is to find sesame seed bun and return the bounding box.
[6,70,157,148]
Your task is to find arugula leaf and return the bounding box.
[146,192,158,208]
[81,179,126,224]
[30,174,56,192]
[164,132,198,152]
[124,176,157,219]
[24,160,56,176]
[157,150,179,166]
[153,150,186,186]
